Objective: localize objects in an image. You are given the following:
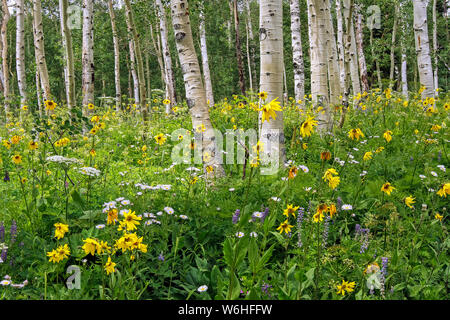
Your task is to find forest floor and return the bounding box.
[0,89,449,300]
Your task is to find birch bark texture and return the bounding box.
[60,0,75,110]
[259,0,286,172]
[156,0,177,110]
[413,0,435,99]
[124,0,148,121]
[356,10,369,93]
[82,0,95,110]
[199,2,214,106]
[16,0,27,105]
[342,0,361,96]
[170,0,224,176]
[1,0,10,112]
[108,0,122,110]
[289,0,305,103]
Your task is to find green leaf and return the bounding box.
[223,238,233,267]
[71,190,85,209]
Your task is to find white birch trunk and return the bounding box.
[343,0,361,96]
[389,3,399,89]
[432,0,438,94]
[150,23,166,90]
[259,0,286,171]
[60,0,75,111]
[128,38,139,104]
[170,0,224,176]
[290,0,305,103]
[156,0,176,110]
[246,0,257,90]
[336,0,346,92]
[82,0,95,111]
[1,0,10,113]
[356,11,369,93]
[16,0,27,105]
[413,0,435,99]
[324,1,341,105]
[199,4,214,106]
[108,0,122,110]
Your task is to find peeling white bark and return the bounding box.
[199,4,214,106]
[290,0,305,102]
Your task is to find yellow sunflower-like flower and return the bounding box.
[381,182,395,195]
[276,220,294,234]
[348,128,364,141]
[118,210,142,232]
[104,256,116,275]
[404,196,415,209]
[54,223,69,240]
[363,151,373,161]
[82,238,100,256]
[436,183,450,198]
[154,133,167,145]
[45,100,57,111]
[300,116,318,138]
[336,280,356,296]
[383,130,393,143]
[261,98,282,123]
[283,204,299,218]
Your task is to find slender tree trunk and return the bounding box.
[290,0,305,103]
[324,1,341,105]
[124,0,148,121]
[156,0,176,111]
[308,0,331,131]
[259,0,286,171]
[108,0,122,111]
[199,3,214,106]
[336,0,346,92]
[432,0,438,94]
[16,0,27,106]
[82,0,95,112]
[128,38,139,103]
[233,0,247,96]
[355,10,369,93]
[413,0,435,99]
[170,0,224,176]
[246,0,257,91]
[150,23,166,93]
[389,3,399,89]
[1,0,10,113]
[343,0,361,96]
[60,0,75,112]
[400,0,408,98]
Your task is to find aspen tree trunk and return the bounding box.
[128,38,139,103]
[16,0,27,105]
[356,11,369,93]
[60,0,75,111]
[389,3,399,89]
[170,0,224,176]
[82,0,95,112]
[245,0,257,91]
[33,0,51,103]
[233,0,247,96]
[324,1,341,105]
[259,0,286,171]
[227,1,233,47]
[150,23,166,89]
[145,52,151,104]
[342,0,361,96]
[124,0,148,121]
[336,0,346,92]
[199,3,214,106]
[401,46,408,98]
[413,0,435,99]
[1,0,10,113]
[432,0,438,94]
[156,0,177,111]
[290,0,305,103]
[108,0,122,110]
[308,0,331,131]
[400,0,408,98]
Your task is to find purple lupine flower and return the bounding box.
[10,220,17,244]
[261,207,269,223]
[355,224,361,235]
[0,222,4,243]
[158,253,165,262]
[322,216,331,248]
[380,257,388,298]
[3,170,9,182]
[261,283,272,297]
[1,249,7,263]
[232,209,241,224]
[297,207,304,248]
[336,197,343,211]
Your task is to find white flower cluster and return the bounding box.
[46,155,82,165]
[135,183,172,191]
[78,167,101,177]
